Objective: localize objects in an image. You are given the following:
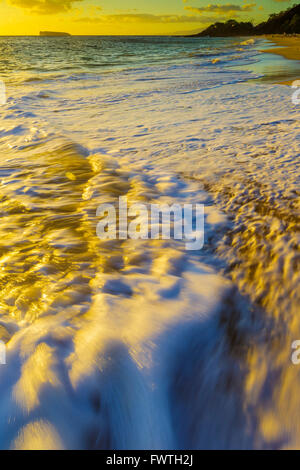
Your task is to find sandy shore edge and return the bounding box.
[262,35,300,85]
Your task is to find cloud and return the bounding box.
[74,13,228,24]
[8,0,84,14]
[185,3,256,14]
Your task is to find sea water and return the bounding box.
[0,35,299,449]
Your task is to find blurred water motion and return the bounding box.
[0,36,299,450]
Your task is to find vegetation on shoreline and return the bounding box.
[190,3,300,37]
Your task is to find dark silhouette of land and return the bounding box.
[40,31,71,37]
[189,4,300,37]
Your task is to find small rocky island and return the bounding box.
[40,31,71,37]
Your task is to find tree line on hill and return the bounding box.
[189,3,300,37]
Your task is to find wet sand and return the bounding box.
[262,35,300,84]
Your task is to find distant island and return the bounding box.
[40,31,71,37]
[189,3,300,37]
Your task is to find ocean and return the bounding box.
[0,35,299,450]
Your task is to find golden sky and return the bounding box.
[0,0,294,35]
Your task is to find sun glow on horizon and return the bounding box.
[0,0,294,35]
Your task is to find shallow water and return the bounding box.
[0,36,299,450]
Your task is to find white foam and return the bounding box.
[0,46,299,449]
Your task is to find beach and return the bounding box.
[264,35,300,61]
[262,35,300,83]
[0,35,299,450]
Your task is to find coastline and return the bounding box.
[262,35,300,84]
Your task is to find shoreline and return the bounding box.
[261,35,300,85]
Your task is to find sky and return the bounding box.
[0,0,295,35]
